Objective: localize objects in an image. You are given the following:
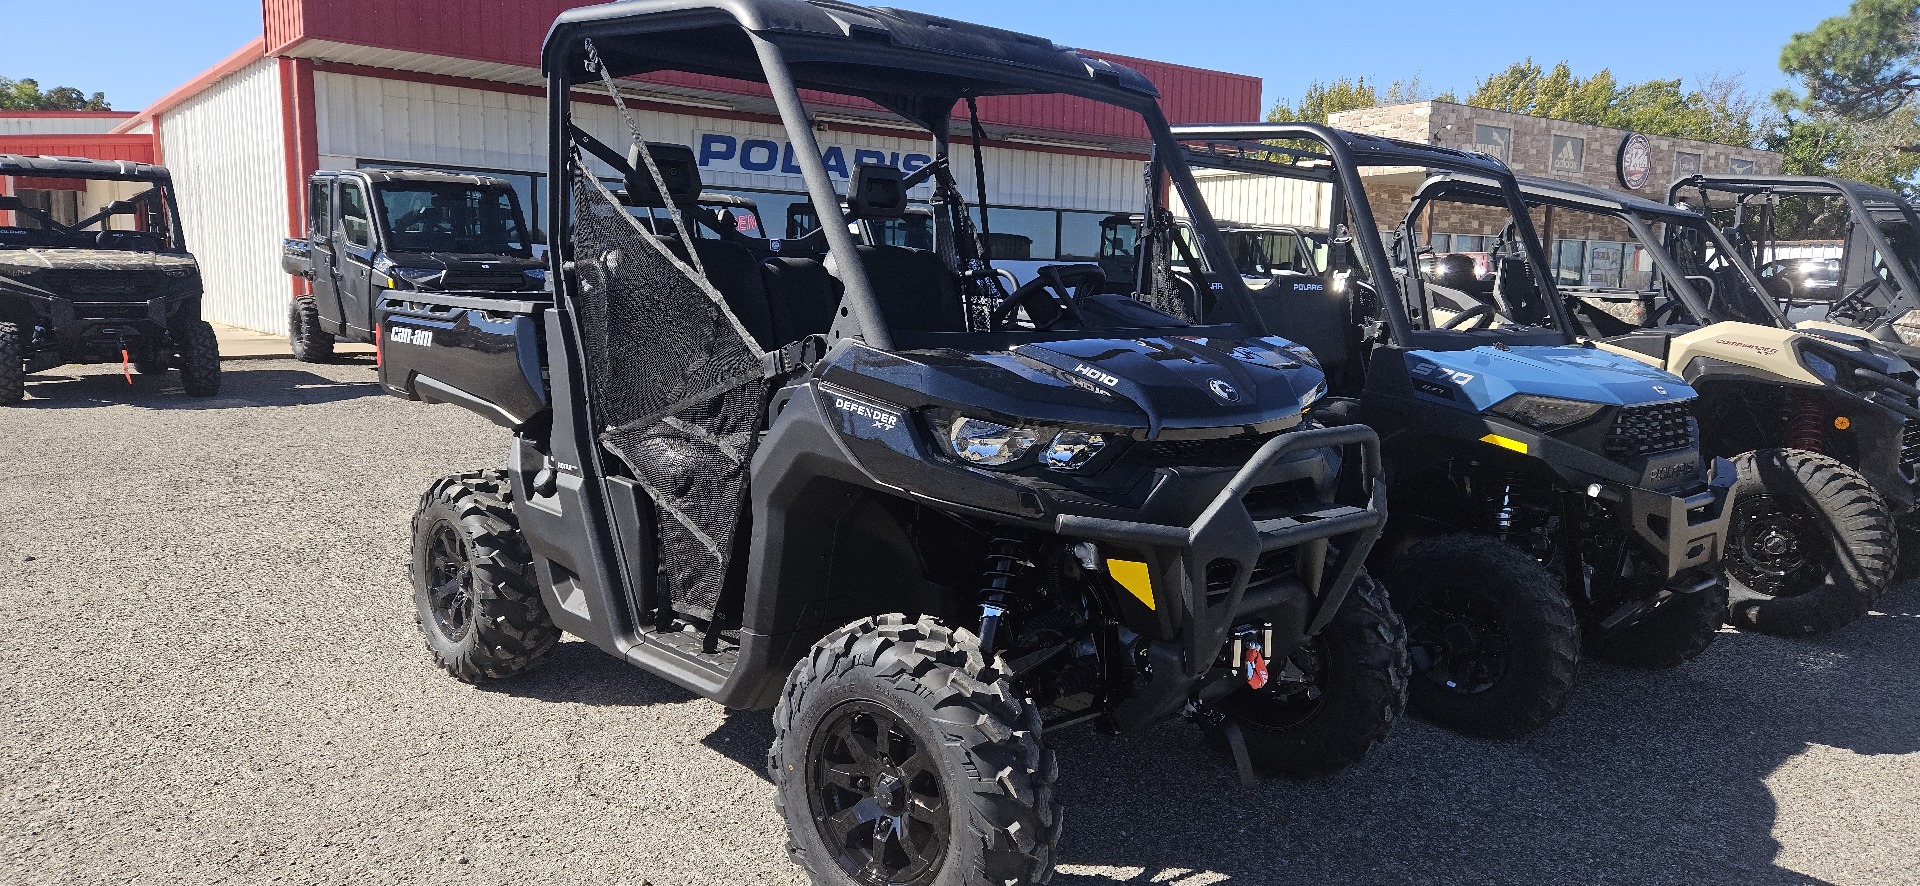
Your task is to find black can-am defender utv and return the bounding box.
[1417,171,1918,636]
[381,3,1406,883]
[1158,124,1735,738]
[0,155,220,403]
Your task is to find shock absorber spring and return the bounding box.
[1787,392,1827,453]
[977,535,1030,655]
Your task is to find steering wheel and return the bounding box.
[1830,277,1889,326]
[992,265,1105,330]
[1441,303,1496,330]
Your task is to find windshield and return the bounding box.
[376,183,529,256]
[0,181,179,252]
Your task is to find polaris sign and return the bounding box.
[697,133,935,184]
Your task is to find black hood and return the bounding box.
[821,335,1324,439]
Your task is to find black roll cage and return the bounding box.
[1418,172,1786,329]
[0,158,186,252]
[1668,174,1920,322]
[539,0,1269,352]
[1162,122,1575,348]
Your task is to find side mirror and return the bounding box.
[1329,236,1356,274]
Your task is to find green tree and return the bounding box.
[1780,0,1920,117]
[1465,61,1763,146]
[0,77,110,111]
[1267,77,1379,124]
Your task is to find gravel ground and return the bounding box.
[2,359,1917,886]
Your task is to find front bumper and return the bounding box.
[1049,425,1388,730]
[1592,456,1736,581]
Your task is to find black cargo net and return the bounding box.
[569,166,766,620]
[1146,215,1196,322]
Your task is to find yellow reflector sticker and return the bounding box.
[1107,559,1155,610]
[1834,416,1852,431]
[1480,433,1529,454]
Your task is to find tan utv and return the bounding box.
[1416,172,1920,637]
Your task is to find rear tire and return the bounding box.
[1207,571,1408,778]
[0,322,22,405]
[410,471,559,681]
[1724,449,1894,636]
[174,320,221,397]
[1387,534,1579,739]
[1588,578,1729,668]
[771,615,1058,886]
[289,296,335,362]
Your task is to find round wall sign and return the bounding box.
[1618,133,1653,190]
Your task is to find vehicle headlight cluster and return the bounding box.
[386,266,445,290]
[930,409,1108,472]
[1488,394,1606,431]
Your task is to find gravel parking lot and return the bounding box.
[3,358,1917,885]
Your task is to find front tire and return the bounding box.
[0,322,22,405]
[1207,572,1408,778]
[1387,534,1580,739]
[771,615,1059,886]
[174,320,222,397]
[1724,449,1894,636]
[289,296,335,362]
[410,471,559,681]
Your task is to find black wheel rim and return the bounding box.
[1223,638,1330,731]
[808,701,950,886]
[1728,493,1827,597]
[1405,586,1510,695]
[425,521,475,643]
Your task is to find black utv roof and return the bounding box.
[542,0,1160,115]
[0,155,170,183]
[1170,122,1516,180]
[321,168,520,189]
[1423,171,1698,223]
[1668,174,1913,206]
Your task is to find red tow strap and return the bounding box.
[121,349,134,385]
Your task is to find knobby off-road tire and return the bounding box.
[0,322,23,405]
[174,320,222,397]
[410,471,559,681]
[1388,534,1579,739]
[1587,578,1729,669]
[1724,449,1895,636]
[770,615,1059,886]
[1209,572,1409,778]
[288,296,335,362]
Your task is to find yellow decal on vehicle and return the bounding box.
[1107,559,1155,610]
[1834,416,1852,431]
[1480,433,1529,454]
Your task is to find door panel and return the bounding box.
[308,180,345,330]
[336,181,378,340]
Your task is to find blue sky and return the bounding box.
[6,0,1844,115]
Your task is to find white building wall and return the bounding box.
[159,58,290,334]
[1175,170,1332,230]
[312,72,1141,212]
[0,115,133,135]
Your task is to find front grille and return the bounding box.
[1903,421,1920,470]
[441,273,529,293]
[40,270,166,300]
[74,303,147,321]
[1605,402,1696,461]
[1150,434,1273,463]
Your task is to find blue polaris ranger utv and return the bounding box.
[1154,124,1735,738]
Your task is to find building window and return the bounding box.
[1586,242,1624,289]
[1472,124,1512,164]
[1675,151,1702,180]
[1059,211,1116,261]
[1555,240,1586,285]
[1550,135,1585,175]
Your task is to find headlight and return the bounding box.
[932,409,1109,472]
[1301,379,1328,409]
[1488,394,1606,431]
[387,267,444,290]
[948,416,1039,467]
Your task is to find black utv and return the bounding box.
[281,168,543,361]
[378,2,1410,883]
[1158,125,1735,738]
[0,155,219,404]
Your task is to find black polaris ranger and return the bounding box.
[1160,125,1735,738]
[281,168,542,361]
[0,155,220,404]
[380,2,1409,882]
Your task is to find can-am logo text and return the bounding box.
[1073,364,1119,387]
[390,326,434,347]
